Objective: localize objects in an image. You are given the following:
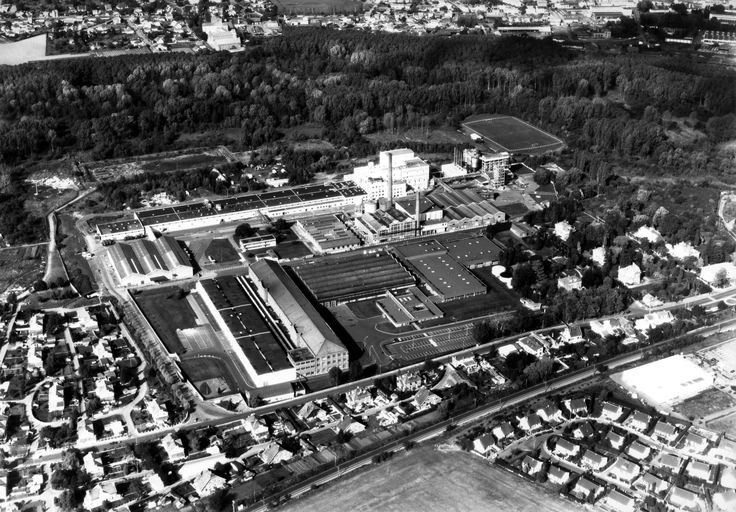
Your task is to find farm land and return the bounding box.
[462,114,564,154]
[280,447,584,512]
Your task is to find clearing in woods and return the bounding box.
[280,447,585,512]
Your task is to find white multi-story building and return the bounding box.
[349,149,430,201]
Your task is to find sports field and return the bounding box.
[272,0,362,14]
[463,114,564,154]
[281,447,583,512]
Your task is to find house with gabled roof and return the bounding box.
[626,441,651,460]
[566,398,588,416]
[574,422,595,440]
[83,452,105,479]
[628,411,651,432]
[560,325,584,344]
[492,422,514,441]
[653,420,678,443]
[518,413,542,432]
[668,487,699,510]
[581,449,608,471]
[413,387,442,411]
[658,453,681,471]
[573,477,603,501]
[161,433,186,462]
[554,438,580,458]
[606,430,625,449]
[637,472,668,494]
[192,469,228,497]
[608,457,640,482]
[687,460,712,481]
[548,465,571,485]
[538,403,563,423]
[684,432,708,453]
[473,433,496,456]
[522,455,544,476]
[604,489,636,512]
[84,482,120,510]
[600,402,624,422]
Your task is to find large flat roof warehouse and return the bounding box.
[290,250,415,305]
[443,236,505,268]
[613,354,714,407]
[404,252,486,302]
[96,218,144,236]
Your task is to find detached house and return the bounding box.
[687,461,712,481]
[492,422,514,441]
[684,432,708,453]
[473,433,496,456]
[608,457,640,482]
[538,403,563,423]
[653,421,678,443]
[548,465,571,485]
[606,431,625,450]
[581,449,608,471]
[518,413,542,432]
[554,438,580,458]
[626,441,651,460]
[628,411,651,432]
[573,477,603,501]
[522,455,544,476]
[600,402,624,422]
[604,490,636,512]
[566,398,588,416]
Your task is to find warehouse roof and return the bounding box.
[250,259,346,357]
[108,235,191,280]
[444,236,505,267]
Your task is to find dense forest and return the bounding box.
[0,27,735,242]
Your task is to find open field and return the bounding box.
[0,35,90,65]
[281,447,584,512]
[708,411,736,438]
[463,114,564,154]
[83,147,232,182]
[272,0,362,14]
[134,289,198,354]
[674,388,736,419]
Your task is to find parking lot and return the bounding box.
[385,324,476,362]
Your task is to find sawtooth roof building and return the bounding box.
[107,235,193,287]
[249,259,349,377]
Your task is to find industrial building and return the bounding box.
[107,235,193,287]
[428,186,506,230]
[394,240,487,302]
[239,234,277,252]
[352,205,419,245]
[292,214,361,254]
[133,182,367,233]
[195,277,295,387]
[444,236,505,269]
[376,286,444,327]
[348,149,430,201]
[249,259,349,377]
[291,250,415,306]
[96,218,145,242]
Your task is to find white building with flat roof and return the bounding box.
[349,149,430,201]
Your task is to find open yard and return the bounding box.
[83,147,232,182]
[281,447,584,512]
[204,238,240,265]
[708,411,736,438]
[134,289,198,354]
[346,300,382,320]
[463,114,564,154]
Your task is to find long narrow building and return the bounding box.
[248,259,349,377]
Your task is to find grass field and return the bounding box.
[463,114,564,154]
[272,0,362,14]
[57,214,97,296]
[204,238,240,264]
[134,290,199,354]
[0,245,45,294]
[346,300,382,319]
[708,411,736,438]
[281,447,584,512]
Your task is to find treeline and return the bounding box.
[0,28,733,170]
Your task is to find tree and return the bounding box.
[33,279,48,292]
[6,291,16,304]
[437,400,450,420]
[128,479,148,500]
[234,223,256,239]
[713,268,730,288]
[348,360,363,382]
[534,168,553,186]
[328,366,342,387]
[54,490,78,511]
[208,489,234,512]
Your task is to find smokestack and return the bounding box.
[415,191,421,236]
[387,152,393,205]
